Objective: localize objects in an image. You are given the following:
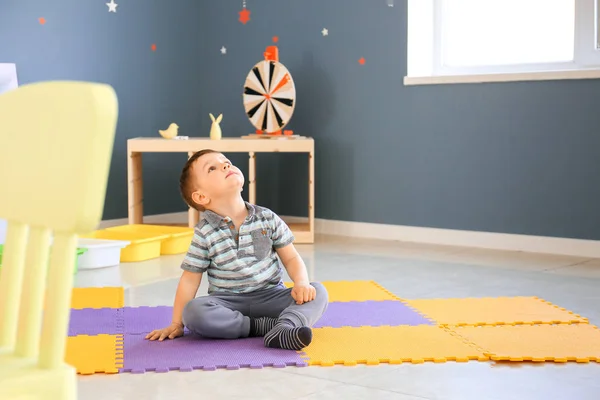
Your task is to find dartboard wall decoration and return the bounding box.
[243,59,296,134]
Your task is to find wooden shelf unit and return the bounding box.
[127,137,315,244]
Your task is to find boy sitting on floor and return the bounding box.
[145,149,328,350]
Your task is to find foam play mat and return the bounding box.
[300,325,488,366]
[405,296,588,326]
[65,334,123,374]
[121,334,307,373]
[450,324,600,363]
[70,287,124,309]
[284,280,400,302]
[63,282,600,374]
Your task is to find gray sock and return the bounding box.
[264,321,312,350]
[249,317,277,337]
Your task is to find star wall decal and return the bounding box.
[220,46,227,55]
[106,0,118,12]
[321,28,329,36]
[239,8,251,24]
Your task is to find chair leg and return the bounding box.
[15,226,51,358]
[39,232,77,369]
[0,222,28,351]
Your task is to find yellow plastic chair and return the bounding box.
[0,81,118,399]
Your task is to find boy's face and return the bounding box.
[190,152,244,207]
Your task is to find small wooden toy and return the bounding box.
[159,123,178,139]
[209,113,223,140]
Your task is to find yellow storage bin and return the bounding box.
[104,224,194,255]
[82,230,170,262]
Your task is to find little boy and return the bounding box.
[145,149,328,350]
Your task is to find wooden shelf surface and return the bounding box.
[128,137,314,153]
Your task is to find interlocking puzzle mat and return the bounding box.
[405,296,588,326]
[121,334,307,373]
[65,282,414,374]
[69,308,123,336]
[314,300,433,328]
[122,306,185,334]
[68,301,432,337]
[284,280,400,302]
[65,283,599,374]
[65,334,123,374]
[70,287,124,309]
[300,325,488,366]
[69,306,188,336]
[451,324,600,363]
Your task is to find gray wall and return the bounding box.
[2,0,600,240]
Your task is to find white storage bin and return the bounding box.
[0,218,6,244]
[77,238,130,270]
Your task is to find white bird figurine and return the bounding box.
[209,113,223,140]
[159,123,179,139]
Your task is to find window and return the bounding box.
[406,0,600,85]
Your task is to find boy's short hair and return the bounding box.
[179,149,219,212]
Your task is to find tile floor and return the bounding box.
[74,234,600,400]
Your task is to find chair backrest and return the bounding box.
[0,81,118,232]
[0,81,118,366]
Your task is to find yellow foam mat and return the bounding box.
[405,296,588,326]
[452,324,600,363]
[65,334,123,374]
[284,280,399,302]
[70,287,124,309]
[300,325,488,366]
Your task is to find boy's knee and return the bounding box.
[182,298,211,334]
[311,282,329,305]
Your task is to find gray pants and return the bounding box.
[182,282,329,339]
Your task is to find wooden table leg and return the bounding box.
[187,152,200,228]
[188,208,199,228]
[248,152,256,204]
[308,150,315,243]
[127,151,143,224]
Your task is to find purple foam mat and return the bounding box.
[123,306,189,335]
[315,300,433,328]
[121,333,307,373]
[69,300,432,373]
[121,300,431,333]
[68,300,433,337]
[68,308,123,336]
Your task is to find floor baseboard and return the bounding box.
[314,218,600,258]
[99,212,600,258]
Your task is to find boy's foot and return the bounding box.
[264,322,312,350]
[249,317,277,337]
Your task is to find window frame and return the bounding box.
[405,0,600,85]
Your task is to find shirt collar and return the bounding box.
[202,201,256,228]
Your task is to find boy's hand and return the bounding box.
[291,283,316,305]
[145,323,184,341]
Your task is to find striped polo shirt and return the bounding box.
[180,202,295,294]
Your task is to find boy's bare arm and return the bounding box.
[276,243,315,305]
[145,270,202,341]
[171,270,203,326]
